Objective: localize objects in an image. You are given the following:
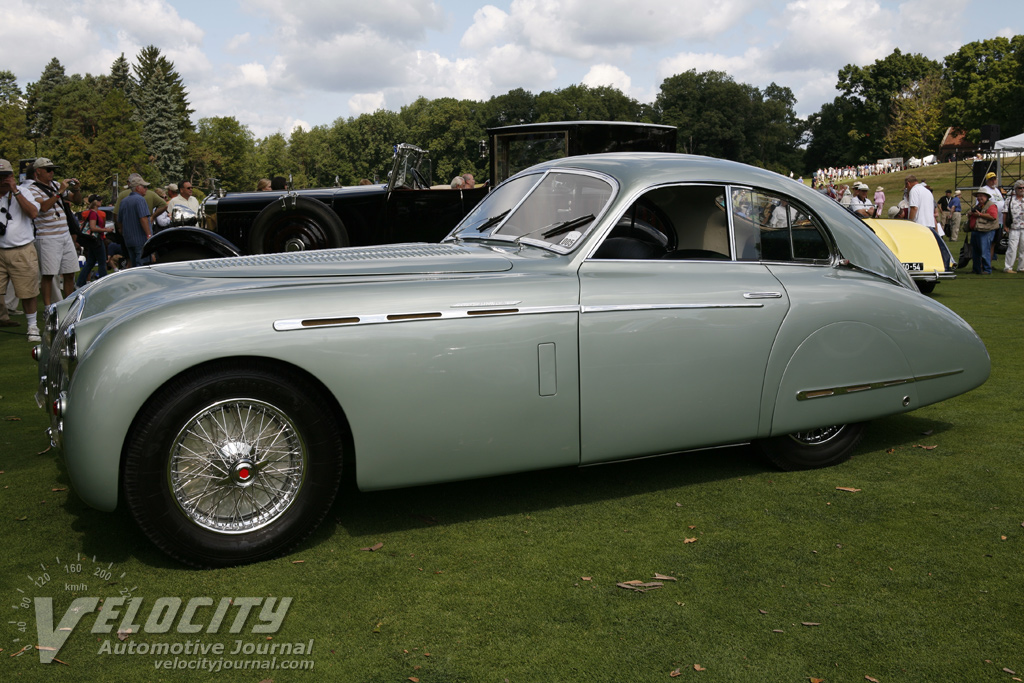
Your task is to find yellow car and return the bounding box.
[861,218,955,294]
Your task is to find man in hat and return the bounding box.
[25,157,81,307]
[112,173,167,230]
[848,182,876,217]
[938,189,954,236]
[119,174,153,267]
[968,187,999,274]
[0,158,42,342]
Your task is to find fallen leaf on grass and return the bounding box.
[15,516,27,521]
[772,629,784,633]
[802,622,821,627]
[913,444,938,450]
[36,446,51,455]
[653,573,677,581]
[292,560,305,564]
[116,629,132,641]
[616,581,663,592]
[50,487,67,492]
[1001,536,1008,541]
[758,609,768,614]
[693,663,706,671]
[360,542,384,552]
[810,678,825,683]
[865,676,880,682]
[688,525,696,529]
[581,576,592,581]
[675,503,682,507]
[835,487,861,493]
[408,678,420,682]
[1004,668,1017,675]
[683,537,697,544]
[4,416,21,421]
[669,668,681,677]
[886,448,896,454]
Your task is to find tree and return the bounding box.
[943,36,1024,141]
[884,74,946,160]
[803,97,861,171]
[135,66,185,182]
[86,89,154,202]
[132,46,192,135]
[187,117,254,192]
[109,53,135,100]
[400,97,485,184]
[331,110,409,184]
[834,48,942,162]
[0,70,31,160]
[25,58,69,141]
[534,84,645,123]
[253,133,290,183]
[483,88,537,128]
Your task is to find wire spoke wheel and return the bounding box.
[169,399,306,533]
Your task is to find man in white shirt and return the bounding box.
[848,182,876,217]
[0,159,42,342]
[907,175,955,268]
[168,180,199,213]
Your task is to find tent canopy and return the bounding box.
[994,132,1024,150]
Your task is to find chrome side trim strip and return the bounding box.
[743,291,783,299]
[274,305,579,331]
[581,303,763,313]
[796,370,964,401]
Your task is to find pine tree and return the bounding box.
[25,58,68,140]
[109,53,135,100]
[136,66,184,182]
[89,89,156,203]
[132,46,192,134]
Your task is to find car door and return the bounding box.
[577,184,793,464]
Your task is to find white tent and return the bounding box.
[994,132,1024,150]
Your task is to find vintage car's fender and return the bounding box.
[59,253,582,510]
[761,264,989,436]
[142,226,243,260]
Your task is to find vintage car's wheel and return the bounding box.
[916,280,936,294]
[249,196,349,255]
[123,361,344,567]
[757,423,865,471]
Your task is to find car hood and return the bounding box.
[157,242,514,279]
[75,243,514,319]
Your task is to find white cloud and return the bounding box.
[226,33,251,53]
[582,64,632,93]
[238,63,268,87]
[349,92,387,116]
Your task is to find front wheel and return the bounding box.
[123,361,345,567]
[756,423,865,471]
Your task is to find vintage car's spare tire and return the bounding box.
[249,195,349,254]
[123,360,344,567]
[757,423,865,471]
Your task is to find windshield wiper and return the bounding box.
[541,213,596,238]
[476,209,510,232]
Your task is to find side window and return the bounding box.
[592,185,732,260]
[734,189,831,263]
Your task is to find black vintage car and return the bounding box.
[144,121,677,262]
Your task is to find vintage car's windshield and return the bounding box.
[448,170,614,252]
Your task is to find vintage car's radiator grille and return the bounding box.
[188,244,469,269]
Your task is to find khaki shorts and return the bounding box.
[36,234,79,276]
[0,242,41,300]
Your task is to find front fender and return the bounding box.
[143,227,241,259]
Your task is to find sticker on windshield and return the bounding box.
[558,231,582,248]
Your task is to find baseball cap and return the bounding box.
[128,173,151,188]
[33,157,58,170]
[0,159,12,174]
[985,171,997,180]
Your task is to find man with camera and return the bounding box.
[25,157,82,307]
[0,159,42,342]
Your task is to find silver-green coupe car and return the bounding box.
[35,153,990,567]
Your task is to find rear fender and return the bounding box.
[143,227,242,260]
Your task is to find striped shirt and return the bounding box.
[26,182,70,240]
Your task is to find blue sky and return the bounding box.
[4,0,1022,138]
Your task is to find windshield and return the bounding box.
[448,170,614,252]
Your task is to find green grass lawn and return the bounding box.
[1,263,1022,682]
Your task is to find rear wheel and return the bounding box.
[123,361,344,567]
[916,280,936,294]
[757,423,865,471]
